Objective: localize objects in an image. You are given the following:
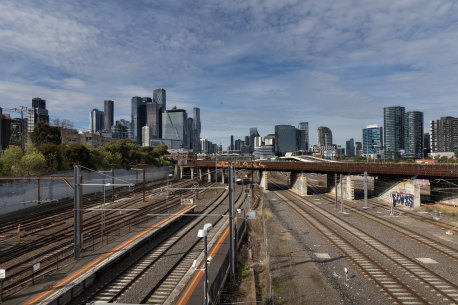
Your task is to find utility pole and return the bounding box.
[335,173,338,209]
[111,165,115,203]
[229,166,235,281]
[364,171,368,208]
[340,173,344,213]
[74,165,81,259]
[143,159,146,202]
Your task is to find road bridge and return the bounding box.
[183,160,458,208]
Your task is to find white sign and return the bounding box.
[0,269,5,279]
[33,263,40,272]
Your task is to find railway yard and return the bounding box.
[0,169,457,304]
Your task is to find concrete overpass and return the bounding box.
[182,160,458,208]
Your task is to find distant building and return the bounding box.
[345,138,355,156]
[230,135,234,151]
[131,96,145,145]
[111,119,131,140]
[234,139,244,151]
[28,97,49,136]
[142,126,153,146]
[384,106,405,159]
[192,108,201,153]
[298,122,309,150]
[264,134,275,146]
[187,117,194,151]
[153,88,166,111]
[254,145,274,160]
[145,101,161,138]
[162,108,188,149]
[404,111,424,159]
[317,126,332,147]
[362,124,383,157]
[254,136,262,148]
[430,116,458,152]
[355,142,362,156]
[275,125,297,156]
[64,131,112,147]
[104,100,114,131]
[249,127,260,154]
[89,109,104,133]
[423,133,431,156]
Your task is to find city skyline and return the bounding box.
[0,1,458,147]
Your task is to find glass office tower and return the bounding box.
[317,126,332,147]
[404,111,424,159]
[384,106,405,159]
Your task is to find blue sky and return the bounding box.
[1,0,457,147]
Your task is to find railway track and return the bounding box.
[0,179,216,301]
[270,181,458,304]
[72,185,245,305]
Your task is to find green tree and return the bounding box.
[105,139,137,168]
[30,122,61,146]
[20,151,47,175]
[63,144,93,168]
[36,143,64,171]
[0,145,23,176]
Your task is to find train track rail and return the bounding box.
[270,181,458,304]
[0,179,215,301]
[73,185,244,305]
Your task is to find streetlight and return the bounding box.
[197,223,213,305]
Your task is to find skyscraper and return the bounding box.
[162,108,188,148]
[187,117,194,150]
[192,108,201,153]
[131,96,146,145]
[153,88,166,110]
[145,101,160,138]
[28,97,49,135]
[346,138,355,156]
[404,111,424,159]
[384,106,405,159]
[362,125,383,156]
[430,116,458,152]
[104,100,114,131]
[249,127,260,154]
[275,125,297,156]
[230,135,234,151]
[90,109,104,133]
[298,122,309,150]
[317,126,332,147]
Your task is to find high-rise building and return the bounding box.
[230,135,234,151]
[104,100,114,131]
[362,124,383,156]
[153,88,166,110]
[317,126,332,147]
[423,133,431,156]
[346,138,355,156]
[142,126,153,146]
[131,96,146,145]
[264,134,275,146]
[145,101,160,138]
[430,116,458,152]
[90,109,104,133]
[298,122,309,150]
[162,108,188,148]
[355,142,362,156]
[249,127,260,154]
[192,108,201,153]
[111,119,130,139]
[404,111,424,159]
[28,97,49,135]
[384,106,405,159]
[235,139,243,151]
[254,136,262,148]
[275,125,297,156]
[187,117,194,150]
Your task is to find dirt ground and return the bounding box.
[220,186,342,305]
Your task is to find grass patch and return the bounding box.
[236,264,251,282]
[424,204,458,219]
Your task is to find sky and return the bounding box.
[1,0,457,148]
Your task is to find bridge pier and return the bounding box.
[430,179,458,205]
[221,168,225,184]
[207,169,212,182]
[290,172,307,196]
[199,168,202,180]
[190,168,194,180]
[374,176,420,208]
[260,171,268,190]
[328,175,354,200]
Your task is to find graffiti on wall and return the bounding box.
[391,192,414,208]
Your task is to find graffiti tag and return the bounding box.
[391,192,414,208]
